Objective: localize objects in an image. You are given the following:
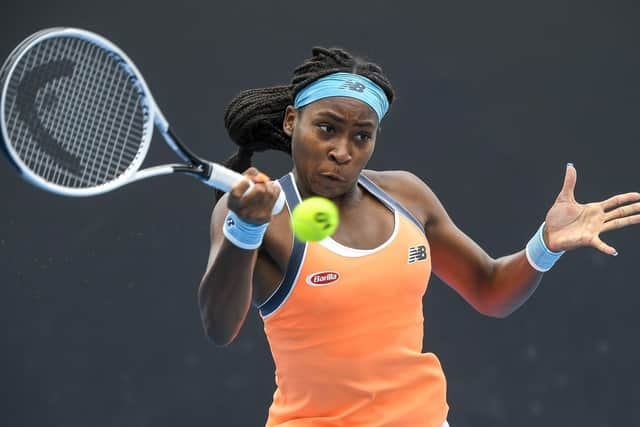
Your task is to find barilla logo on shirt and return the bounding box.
[306,271,340,286]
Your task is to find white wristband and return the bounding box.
[525,222,565,272]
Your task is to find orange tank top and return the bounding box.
[258,173,448,427]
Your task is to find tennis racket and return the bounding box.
[0,27,284,214]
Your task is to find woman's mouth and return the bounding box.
[320,172,347,182]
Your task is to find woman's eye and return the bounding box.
[318,124,334,133]
[355,133,372,142]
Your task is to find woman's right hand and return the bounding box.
[227,167,282,225]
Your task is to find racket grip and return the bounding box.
[206,163,285,216]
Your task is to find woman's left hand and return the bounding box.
[543,164,640,255]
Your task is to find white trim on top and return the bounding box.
[290,172,399,258]
[318,209,399,257]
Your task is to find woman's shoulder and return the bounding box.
[362,169,429,193]
[361,169,439,204]
[361,169,436,226]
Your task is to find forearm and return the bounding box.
[480,250,544,318]
[198,239,257,346]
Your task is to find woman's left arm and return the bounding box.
[415,164,640,317]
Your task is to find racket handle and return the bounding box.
[206,163,285,216]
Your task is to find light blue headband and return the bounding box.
[293,72,389,122]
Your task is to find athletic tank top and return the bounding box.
[259,173,448,427]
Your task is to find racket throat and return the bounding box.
[161,128,203,165]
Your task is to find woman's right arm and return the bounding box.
[198,169,281,346]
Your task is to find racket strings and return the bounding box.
[3,36,149,188]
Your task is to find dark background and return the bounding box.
[1,1,639,426]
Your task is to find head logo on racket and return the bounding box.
[14,60,82,174]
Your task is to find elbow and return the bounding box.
[472,276,518,319]
[473,297,516,319]
[205,332,235,348]
[202,321,238,347]
[199,305,240,347]
[197,289,233,346]
[479,302,519,319]
[483,307,513,319]
[197,278,250,347]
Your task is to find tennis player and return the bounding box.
[198,47,640,427]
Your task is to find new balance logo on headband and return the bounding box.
[294,72,389,121]
[340,80,366,92]
[408,245,427,264]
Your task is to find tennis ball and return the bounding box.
[290,197,339,242]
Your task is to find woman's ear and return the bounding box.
[283,105,296,137]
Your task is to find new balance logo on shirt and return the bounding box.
[408,245,427,263]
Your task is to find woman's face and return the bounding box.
[284,96,379,200]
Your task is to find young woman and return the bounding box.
[198,47,640,427]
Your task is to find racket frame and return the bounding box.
[0,28,242,197]
[1,28,285,215]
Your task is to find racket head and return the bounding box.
[0,28,157,196]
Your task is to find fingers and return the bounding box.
[230,176,252,200]
[586,191,640,256]
[601,191,640,211]
[592,236,618,256]
[558,163,577,201]
[602,213,640,233]
[228,167,281,223]
[230,168,268,198]
[604,201,640,222]
[253,172,270,184]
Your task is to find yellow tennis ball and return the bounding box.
[291,197,339,242]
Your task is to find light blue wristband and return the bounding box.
[526,222,565,272]
[223,210,269,250]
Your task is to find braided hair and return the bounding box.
[218,47,395,200]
